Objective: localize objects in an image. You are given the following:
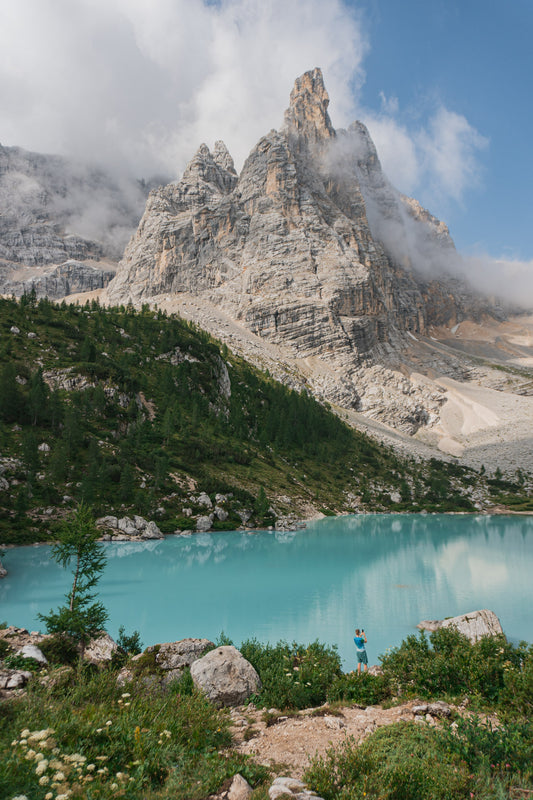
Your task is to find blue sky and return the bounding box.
[0,0,531,278]
[354,0,532,259]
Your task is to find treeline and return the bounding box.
[0,294,499,543]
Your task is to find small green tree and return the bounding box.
[38,503,108,659]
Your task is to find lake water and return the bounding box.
[1,514,532,669]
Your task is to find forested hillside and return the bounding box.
[0,294,516,545]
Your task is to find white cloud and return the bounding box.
[362,104,488,209]
[462,255,533,307]
[0,0,367,176]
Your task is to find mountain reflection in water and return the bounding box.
[1,514,531,668]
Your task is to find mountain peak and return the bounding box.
[284,67,335,145]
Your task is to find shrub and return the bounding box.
[240,638,342,710]
[3,653,41,672]
[304,722,471,800]
[39,632,79,666]
[380,627,523,703]
[327,672,390,706]
[436,715,533,775]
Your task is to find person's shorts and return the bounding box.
[356,650,368,664]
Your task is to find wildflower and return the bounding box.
[12,796,29,800]
[35,760,49,776]
[86,764,95,772]
[11,740,18,747]
[121,692,131,698]
[111,783,119,791]
[49,759,63,770]
[39,776,50,786]
[95,755,108,761]
[56,792,72,800]
[45,794,54,800]
[21,729,30,738]
[53,771,66,781]
[125,701,131,706]
[97,767,109,775]
[25,749,37,760]
[35,752,45,762]
[106,720,112,726]
[96,728,103,733]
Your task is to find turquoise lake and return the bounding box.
[1,514,532,669]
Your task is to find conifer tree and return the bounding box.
[38,504,108,659]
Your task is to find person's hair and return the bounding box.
[355,628,360,636]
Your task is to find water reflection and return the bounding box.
[1,514,532,668]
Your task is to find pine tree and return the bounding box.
[38,504,108,659]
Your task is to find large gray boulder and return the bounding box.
[417,609,503,643]
[116,637,214,687]
[190,645,261,707]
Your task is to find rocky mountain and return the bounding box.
[0,143,157,298]
[104,68,496,434]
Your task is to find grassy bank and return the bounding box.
[1,626,532,799]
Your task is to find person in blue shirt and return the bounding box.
[354,628,368,674]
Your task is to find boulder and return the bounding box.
[227,774,253,800]
[417,609,503,643]
[116,638,214,686]
[0,669,32,690]
[196,514,214,532]
[150,638,214,678]
[197,492,213,508]
[15,644,48,665]
[84,633,118,665]
[214,505,228,522]
[142,520,164,540]
[190,645,261,707]
[118,516,138,536]
[269,776,324,800]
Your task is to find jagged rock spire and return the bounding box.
[213,140,236,175]
[283,67,336,145]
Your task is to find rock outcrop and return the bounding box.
[190,645,261,707]
[0,142,154,296]
[417,609,504,642]
[104,68,494,433]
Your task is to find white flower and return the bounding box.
[105,720,112,726]
[25,749,36,760]
[35,760,49,776]
[86,764,95,772]
[111,784,119,791]
[45,794,54,800]
[20,729,31,738]
[121,692,131,698]
[38,775,50,786]
[34,752,45,762]
[53,771,66,781]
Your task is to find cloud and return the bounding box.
[462,255,533,307]
[0,0,367,177]
[362,104,488,209]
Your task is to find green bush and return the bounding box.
[436,715,533,775]
[327,672,390,706]
[380,627,523,703]
[3,653,42,672]
[501,642,533,718]
[240,638,342,710]
[304,722,471,800]
[39,632,79,665]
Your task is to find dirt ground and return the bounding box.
[229,700,426,779]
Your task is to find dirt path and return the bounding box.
[229,701,423,779]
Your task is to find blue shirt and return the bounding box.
[354,636,366,650]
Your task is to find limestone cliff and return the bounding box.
[104,69,492,432]
[0,144,153,295]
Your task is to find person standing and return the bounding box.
[354,628,368,674]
